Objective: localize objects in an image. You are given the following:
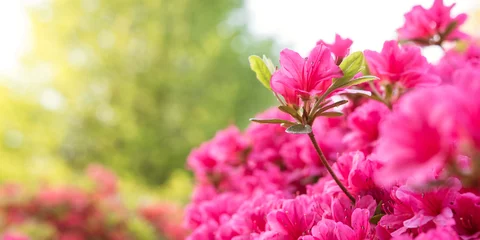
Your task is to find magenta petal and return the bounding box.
[334,222,356,240]
[279,48,304,80]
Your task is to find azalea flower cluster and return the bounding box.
[0,164,185,240]
[185,1,480,239]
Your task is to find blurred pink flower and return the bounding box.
[317,34,353,63]
[2,234,30,240]
[271,44,343,105]
[87,164,118,196]
[365,41,440,89]
[343,100,390,153]
[397,0,468,43]
[375,86,461,185]
[435,42,480,83]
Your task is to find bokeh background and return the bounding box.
[0,0,479,238]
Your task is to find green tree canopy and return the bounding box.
[13,0,274,185]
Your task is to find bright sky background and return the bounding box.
[245,0,479,57]
[0,0,479,76]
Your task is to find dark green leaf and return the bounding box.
[440,21,458,40]
[249,118,296,125]
[249,55,272,90]
[369,214,385,224]
[317,111,344,118]
[401,38,431,46]
[318,100,348,113]
[285,124,312,134]
[281,122,295,128]
[374,201,383,215]
[278,105,300,118]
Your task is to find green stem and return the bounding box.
[307,132,356,203]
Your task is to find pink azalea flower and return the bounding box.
[392,227,459,240]
[300,196,376,240]
[451,193,480,239]
[246,107,293,166]
[271,43,343,105]
[375,86,462,185]
[452,67,480,153]
[187,220,218,240]
[333,152,388,202]
[397,0,468,43]
[343,101,390,153]
[187,125,248,185]
[379,178,461,237]
[221,194,283,239]
[184,192,246,231]
[452,66,480,95]
[365,41,440,89]
[265,195,316,239]
[317,34,353,63]
[435,42,480,83]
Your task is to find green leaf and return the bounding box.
[369,200,385,224]
[339,89,372,97]
[249,55,272,90]
[318,100,348,113]
[317,111,344,118]
[281,122,295,128]
[338,51,365,82]
[369,214,385,224]
[278,105,300,119]
[285,124,312,134]
[338,75,378,88]
[262,55,276,74]
[249,118,296,125]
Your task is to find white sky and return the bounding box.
[246,0,479,56]
[0,0,478,76]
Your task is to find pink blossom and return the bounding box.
[435,42,480,83]
[187,220,218,240]
[379,178,460,237]
[219,194,283,239]
[333,152,388,202]
[397,0,468,43]
[246,107,293,166]
[375,86,462,185]
[317,34,353,63]
[265,195,316,239]
[451,193,480,239]
[300,196,376,240]
[452,67,480,152]
[392,227,459,240]
[187,125,248,185]
[343,101,390,153]
[365,41,440,89]
[271,43,343,105]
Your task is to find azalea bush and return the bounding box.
[0,164,186,240]
[184,1,480,239]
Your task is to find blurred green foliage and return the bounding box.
[1,0,275,186]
